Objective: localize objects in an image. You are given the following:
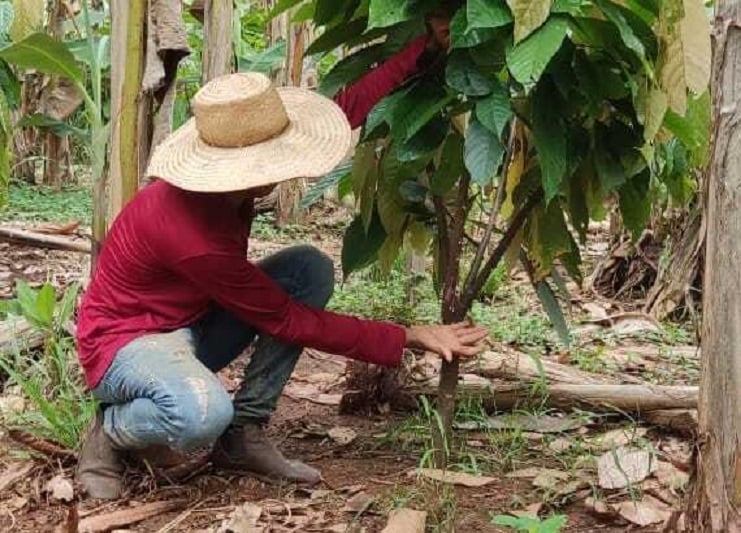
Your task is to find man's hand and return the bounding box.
[404,323,489,362]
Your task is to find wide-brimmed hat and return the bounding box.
[146,72,352,192]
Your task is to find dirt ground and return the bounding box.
[0,205,697,532]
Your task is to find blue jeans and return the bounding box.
[92,245,335,452]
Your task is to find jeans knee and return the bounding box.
[169,382,233,451]
[301,246,335,306]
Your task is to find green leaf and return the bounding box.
[56,283,79,327]
[238,41,287,75]
[450,8,500,49]
[552,0,588,15]
[378,177,408,235]
[594,126,626,191]
[368,0,415,28]
[594,0,647,62]
[507,0,552,43]
[534,277,571,346]
[465,120,505,186]
[618,170,651,239]
[399,180,428,203]
[314,0,357,25]
[525,200,573,277]
[637,83,667,142]
[532,80,567,202]
[432,132,465,195]
[269,0,306,18]
[342,211,387,278]
[475,82,512,136]
[364,84,410,137]
[446,50,494,96]
[507,17,569,85]
[398,117,448,162]
[66,36,111,70]
[307,18,369,55]
[319,44,385,98]
[292,2,316,22]
[300,161,353,209]
[467,0,513,30]
[352,142,379,230]
[17,113,88,139]
[35,283,55,328]
[0,32,83,85]
[391,82,453,142]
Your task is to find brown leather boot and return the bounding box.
[212,423,321,485]
[76,411,124,499]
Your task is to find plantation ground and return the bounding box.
[0,185,698,532]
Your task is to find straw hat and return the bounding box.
[146,72,352,192]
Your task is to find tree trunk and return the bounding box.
[268,2,311,226]
[203,0,234,82]
[41,0,70,188]
[685,0,741,528]
[106,0,147,229]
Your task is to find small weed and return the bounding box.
[490,513,568,533]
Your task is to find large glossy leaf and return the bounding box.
[465,120,505,186]
[525,200,573,277]
[532,81,567,202]
[467,0,513,30]
[658,6,686,115]
[450,8,499,49]
[507,0,552,43]
[618,170,651,239]
[432,132,465,195]
[0,33,83,85]
[594,0,647,62]
[67,36,111,70]
[314,0,358,25]
[319,44,385,98]
[352,141,379,230]
[306,18,369,55]
[507,17,569,85]
[475,81,512,136]
[446,50,494,96]
[341,211,387,278]
[391,82,453,142]
[398,117,448,162]
[501,123,526,219]
[368,0,415,28]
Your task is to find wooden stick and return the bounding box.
[0,226,91,253]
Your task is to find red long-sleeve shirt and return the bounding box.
[77,181,406,388]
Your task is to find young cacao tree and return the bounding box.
[299,0,712,465]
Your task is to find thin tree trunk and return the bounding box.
[203,0,234,82]
[686,0,741,528]
[42,0,69,188]
[106,0,147,229]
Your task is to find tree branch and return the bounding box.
[460,190,543,311]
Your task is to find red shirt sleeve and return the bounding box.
[334,34,430,129]
[172,253,406,367]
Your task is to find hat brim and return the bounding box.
[146,88,353,193]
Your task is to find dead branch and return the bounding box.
[0,226,91,254]
[7,429,76,461]
[78,500,187,533]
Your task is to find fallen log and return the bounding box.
[409,377,697,413]
[0,317,46,357]
[0,226,91,254]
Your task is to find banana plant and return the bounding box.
[0,0,109,249]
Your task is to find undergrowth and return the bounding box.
[0,182,92,223]
[0,281,94,449]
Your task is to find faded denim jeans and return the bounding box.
[92,245,335,451]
